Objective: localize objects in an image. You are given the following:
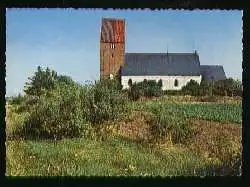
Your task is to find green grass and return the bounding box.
[6,98,242,176]
[6,104,30,138]
[6,136,218,176]
[141,101,242,124]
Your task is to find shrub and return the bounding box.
[146,105,194,144]
[158,79,163,88]
[149,114,193,144]
[20,82,90,140]
[128,83,142,101]
[12,77,129,140]
[128,79,132,87]
[212,78,242,97]
[181,80,200,96]
[137,80,162,97]
[199,80,211,96]
[85,79,128,125]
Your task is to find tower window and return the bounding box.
[111,44,115,49]
[174,79,178,87]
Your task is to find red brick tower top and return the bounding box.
[100,18,125,43]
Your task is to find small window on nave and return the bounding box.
[174,79,178,87]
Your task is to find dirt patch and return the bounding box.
[186,119,242,176]
[185,119,242,162]
[190,119,241,138]
[116,111,152,142]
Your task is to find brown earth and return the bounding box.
[185,119,242,161]
[118,111,152,142]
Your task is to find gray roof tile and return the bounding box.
[200,65,227,81]
[121,53,201,76]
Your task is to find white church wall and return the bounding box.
[121,75,202,90]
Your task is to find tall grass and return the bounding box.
[6,136,219,176]
[143,103,194,144]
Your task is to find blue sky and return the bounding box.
[6,9,242,96]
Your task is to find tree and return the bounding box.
[24,66,56,96]
[24,66,77,96]
[57,75,75,86]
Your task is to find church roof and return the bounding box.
[200,65,226,81]
[100,18,125,43]
[121,53,201,76]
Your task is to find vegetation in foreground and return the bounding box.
[7,136,220,176]
[6,66,242,176]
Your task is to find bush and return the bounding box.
[20,82,89,140]
[128,83,142,101]
[158,79,163,88]
[212,78,242,97]
[12,77,129,140]
[85,79,128,125]
[137,80,162,98]
[199,80,211,96]
[128,79,132,87]
[181,80,200,96]
[146,105,194,144]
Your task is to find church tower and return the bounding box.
[100,18,125,80]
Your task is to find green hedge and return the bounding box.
[127,79,163,100]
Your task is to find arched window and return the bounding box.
[128,79,132,87]
[174,79,178,87]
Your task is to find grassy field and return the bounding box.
[141,101,242,124]
[6,136,220,176]
[6,96,242,176]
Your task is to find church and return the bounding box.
[100,18,226,90]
